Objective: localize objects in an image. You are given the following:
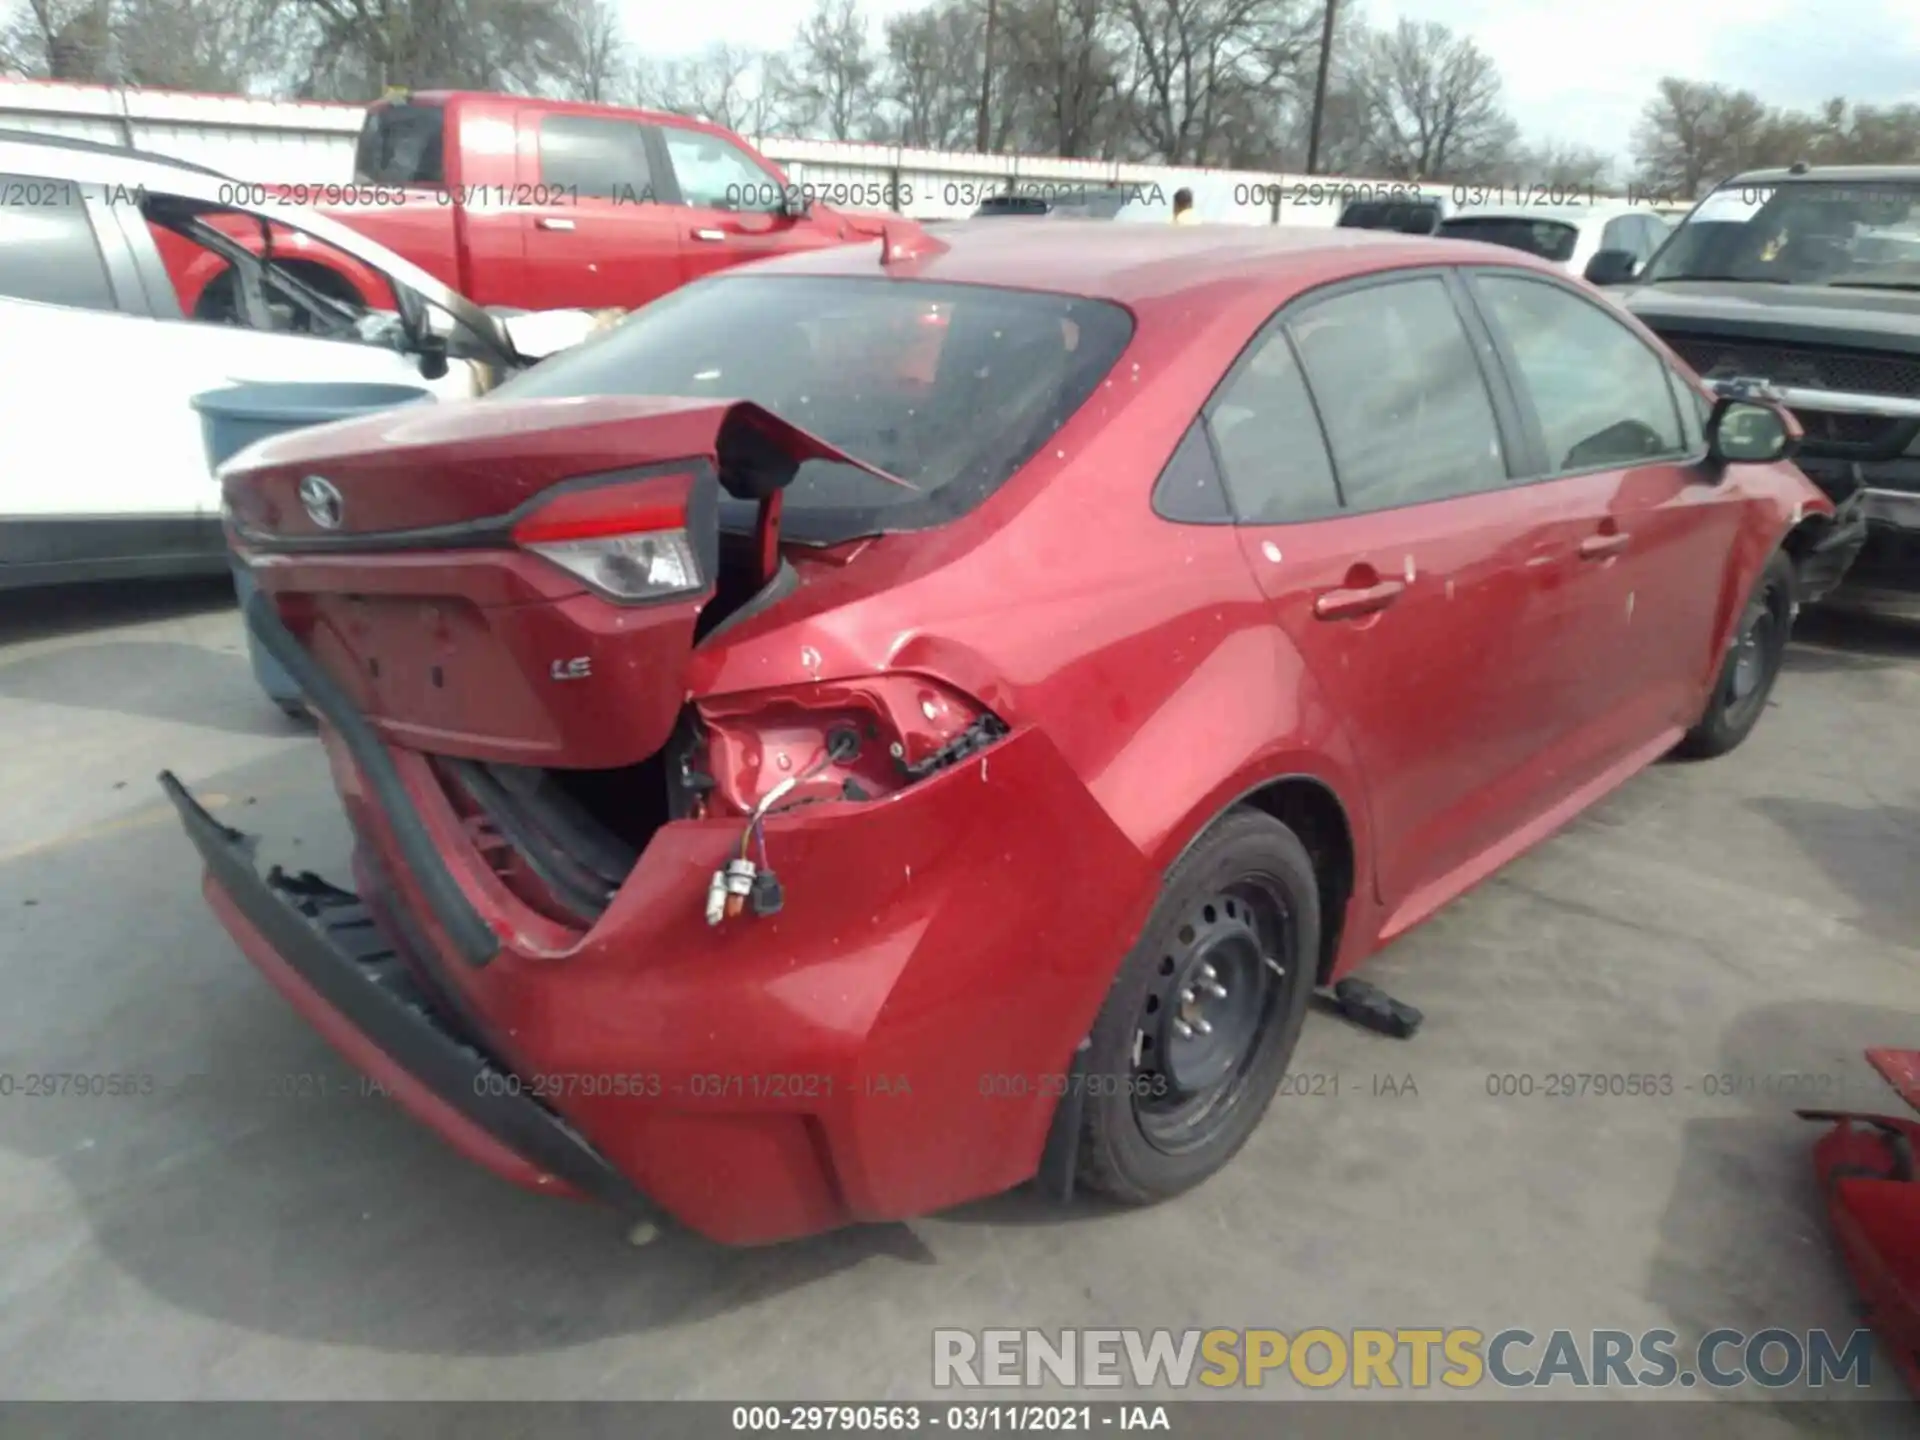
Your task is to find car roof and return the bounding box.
[1441,201,1645,225]
[399,90,755,147]
[1730,164,1920,185]
[736,218,1564,309]
[0,129,232,182]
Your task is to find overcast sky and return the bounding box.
[624,0,1920,164]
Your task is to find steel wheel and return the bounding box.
[1132,880,1296,1155]
[1719,569,1790,732]
[1676,550,1798,761]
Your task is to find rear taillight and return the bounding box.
[693,674,1008,817]
[690,673,1010,925]
[511,472,707,602]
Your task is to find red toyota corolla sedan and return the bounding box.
[163,220,1861,1245]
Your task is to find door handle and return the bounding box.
[1313,579,1405,620]
[691,227,728,242]
[534,217,575,232]
[1578,531,1630,559]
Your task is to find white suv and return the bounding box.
[0,131,590,590]
[1437,202,1672,286]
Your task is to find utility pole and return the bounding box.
[1305,0,1338,175]
[976,0,997,154]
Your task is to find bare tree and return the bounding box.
[116,0,290,90]
[1760,97,1920,167]
[2,0,112,79]
[548,0,622,101]
[1507,138,1615,191]
[878,1,983,149]
[1112,0,1319,165]
[1841,101,1920,164]
[1343,19,1518,180]
[772,0,879,141]
[998,0,1123,158]
[636,43,774,134]
[278,0,591,100]
[1631,78,1767,200]
[1635,80,1920,197]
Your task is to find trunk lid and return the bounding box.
[220,395,906,770]
[222,395,745,540]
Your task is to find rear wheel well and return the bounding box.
[1238,778,1354,985]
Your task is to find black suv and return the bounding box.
[1620,165,1920,616]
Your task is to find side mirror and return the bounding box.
[1706,398,1799,465]
[1583,249,1641,286]
[416,335,449,382]
[781,189,813,220]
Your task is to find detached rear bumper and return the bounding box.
[172,593,1156,1245]
[159,771,655,1220]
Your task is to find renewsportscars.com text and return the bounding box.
[932,1327,1874,1391]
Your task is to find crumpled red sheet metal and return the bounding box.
[1799,1048,1920,1398]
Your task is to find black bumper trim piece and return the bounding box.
[1797,493,1872,605]
[443,758,615,926]
[158,771,653,1218]
[240,588,498,966]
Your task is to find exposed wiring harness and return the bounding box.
[708,738,851,926]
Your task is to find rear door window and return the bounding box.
[1470,271,1688,472]
[538,116,655,202]
[1204,326,1341,523]
[1152,420,1235,523]
[1286,276,1509,511]
[0,176,116,311]
[353,103,445,186]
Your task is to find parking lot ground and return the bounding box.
[0,581,1917,1418]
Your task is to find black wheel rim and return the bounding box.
[1131,879,1295,1155]
[1722,576,1789,729]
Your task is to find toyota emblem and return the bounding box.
[298,475,344,530]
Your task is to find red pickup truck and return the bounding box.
[170,92,892,317]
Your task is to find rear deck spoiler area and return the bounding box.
[222,395,910,552]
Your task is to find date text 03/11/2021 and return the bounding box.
[730,1406,1170,1432]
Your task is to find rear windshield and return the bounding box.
[1438,216,1579,262]
[490,275,1136,543]
[1340,200,1443,235]
[354,102,446,186]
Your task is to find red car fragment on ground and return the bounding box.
[1802,1049,1920,1397]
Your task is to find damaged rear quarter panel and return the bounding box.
[328,711,1157,1234]
[542,726,1157,1230]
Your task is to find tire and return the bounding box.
[1675,550,1795,760]
[1075,808,1318,1204]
